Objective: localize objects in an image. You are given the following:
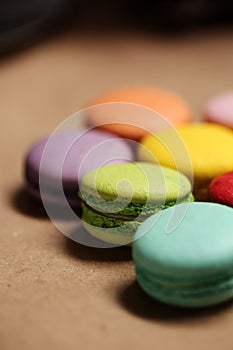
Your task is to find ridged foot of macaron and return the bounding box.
[133,202,233,308]
[79,162,194,246]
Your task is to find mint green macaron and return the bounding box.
[79,162,194,246]
[133,202,233,308]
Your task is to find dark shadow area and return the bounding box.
[11,187,132,261]
[75,0,233,35]
[117,280,233,322]
[11,187,48,218]
[130,0,233,34]
[0,0,232,56]
[10,186,82,220]
[0,0,78,56]
[65,232,132,262]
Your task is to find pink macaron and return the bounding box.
[203,91,233,129]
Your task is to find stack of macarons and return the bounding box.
[79,162,193,245]
[24,85,233,308]
[25,85,195,211]
[24,85,195,223]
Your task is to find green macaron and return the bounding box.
[79,162,194,246]
[133,202,233,308]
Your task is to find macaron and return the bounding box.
[86,86,192,140]
[79,162,194,246]
[138,123,233,200]
[24,129,134,207]
[133,202,233,308]
[208,171,233,207]
[203,91,233,129]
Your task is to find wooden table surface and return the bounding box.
[0,26,233,350]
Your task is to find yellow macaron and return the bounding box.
[138,123,233,200]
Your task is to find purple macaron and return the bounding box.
[24,129,134,207]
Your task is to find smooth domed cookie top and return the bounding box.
[87,86,192,140]
[133,202,233,282]
[203,91,233,129]
[209,171,233,207]
[79,162,192,212]
[25,129,134,190]
[138,123,233,181]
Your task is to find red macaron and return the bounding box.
[208,171,233,207]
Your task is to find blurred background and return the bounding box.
[1,0,233,54]
[1,3,233,350]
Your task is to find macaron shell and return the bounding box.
[209,171,233,207]
[79,162,193,216]
[138,123,233,200]
[203,91,233,129]
[79,162,193,246]
[87,86,192,140]
[80,193,193,246]
[136,266,233,308]
[134,203,233,278]
[25,129,134,204]
[89,103,166,141]
[81,202,139,246]
[82,222,133,246]
[133,202,233,307]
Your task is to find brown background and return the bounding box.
[0,27,233,350]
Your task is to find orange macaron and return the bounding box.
[86,86,192,141]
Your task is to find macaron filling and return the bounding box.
[79,162,194,245]
[79,192,194,217]
[81,202,141,233]
[135,265,233,307]
[81,192,194,234]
